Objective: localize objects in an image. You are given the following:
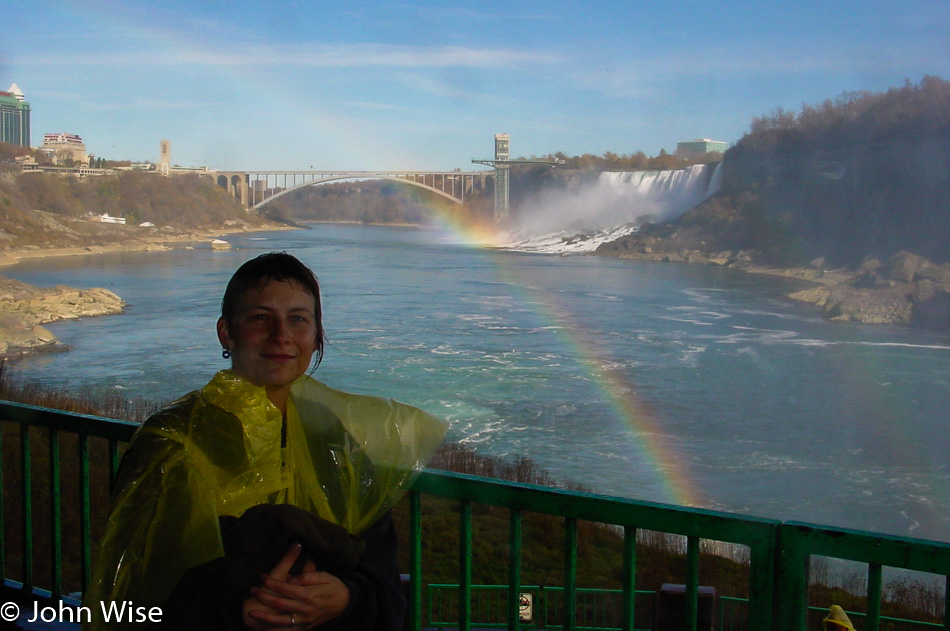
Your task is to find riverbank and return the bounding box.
[0,218,298,359]
[0,218,295,268]
[595,237,950,331]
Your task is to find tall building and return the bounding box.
[676,138,729,158]
[0,83,31,147]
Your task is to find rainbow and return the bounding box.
[426,205,701,508]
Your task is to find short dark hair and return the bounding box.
[221,252,326,366]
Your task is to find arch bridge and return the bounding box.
[205,170,493,212]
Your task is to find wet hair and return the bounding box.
[221,252,326,367]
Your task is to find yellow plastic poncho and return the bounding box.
[823,605,857,631]
[84,370,447,630]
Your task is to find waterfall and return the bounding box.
[597,162,721,225]
[504,162,722,254]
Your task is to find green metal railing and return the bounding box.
[408,470,781,630]
[0,400,137,601]
[1,399,949,631]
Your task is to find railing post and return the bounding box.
[49,430,62,598]
[564,517,577,631]
[508,509,522,631]
[747,528,777,631]
[622,527,637,631]
[409,490,423,631]
[0,422,5,575]
[866,562,882,630]
[944,575,949,631]
[459,501,472,631]
[20,424,33,591]
[775,524,810,631]
[685,536,699,631]
[79,434,91,592]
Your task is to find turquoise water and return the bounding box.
[7,224,950,542]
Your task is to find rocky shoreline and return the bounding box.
[0,275,124,358]
[0,219,295,360]
[785,252,950,329]
[595,236,950,332]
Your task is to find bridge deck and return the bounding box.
[206,169,494,210]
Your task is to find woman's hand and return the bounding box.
[243,542,351,630]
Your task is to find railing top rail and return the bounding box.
[414,469,779,547]
[782,520,950,575]
[0,400,138,441]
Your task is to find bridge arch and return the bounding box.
[250,175,463,212]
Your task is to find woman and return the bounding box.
[85,252,447,630]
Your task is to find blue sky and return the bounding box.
[2,0,948,171]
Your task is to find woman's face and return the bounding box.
[216,278,320,409]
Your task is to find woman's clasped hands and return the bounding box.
[243,542,351,630]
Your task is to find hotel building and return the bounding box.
[42,132,88,165]
[0,83,31,147]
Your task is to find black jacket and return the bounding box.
[155,505,405,631]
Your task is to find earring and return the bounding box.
[222,348,231,359]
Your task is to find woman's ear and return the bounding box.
[216,317,231,349]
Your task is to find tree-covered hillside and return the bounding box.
[0,169,272,251]
[720,76,950,267]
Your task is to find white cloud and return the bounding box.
[383,4,557,22]
[24,41,561,70]
[565,38,947,101]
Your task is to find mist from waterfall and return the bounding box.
[502,163,722,254]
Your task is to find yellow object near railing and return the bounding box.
[1,399,948,631]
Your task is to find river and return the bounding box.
[6,223,950,543]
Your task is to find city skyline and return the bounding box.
[2,1,949,171]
